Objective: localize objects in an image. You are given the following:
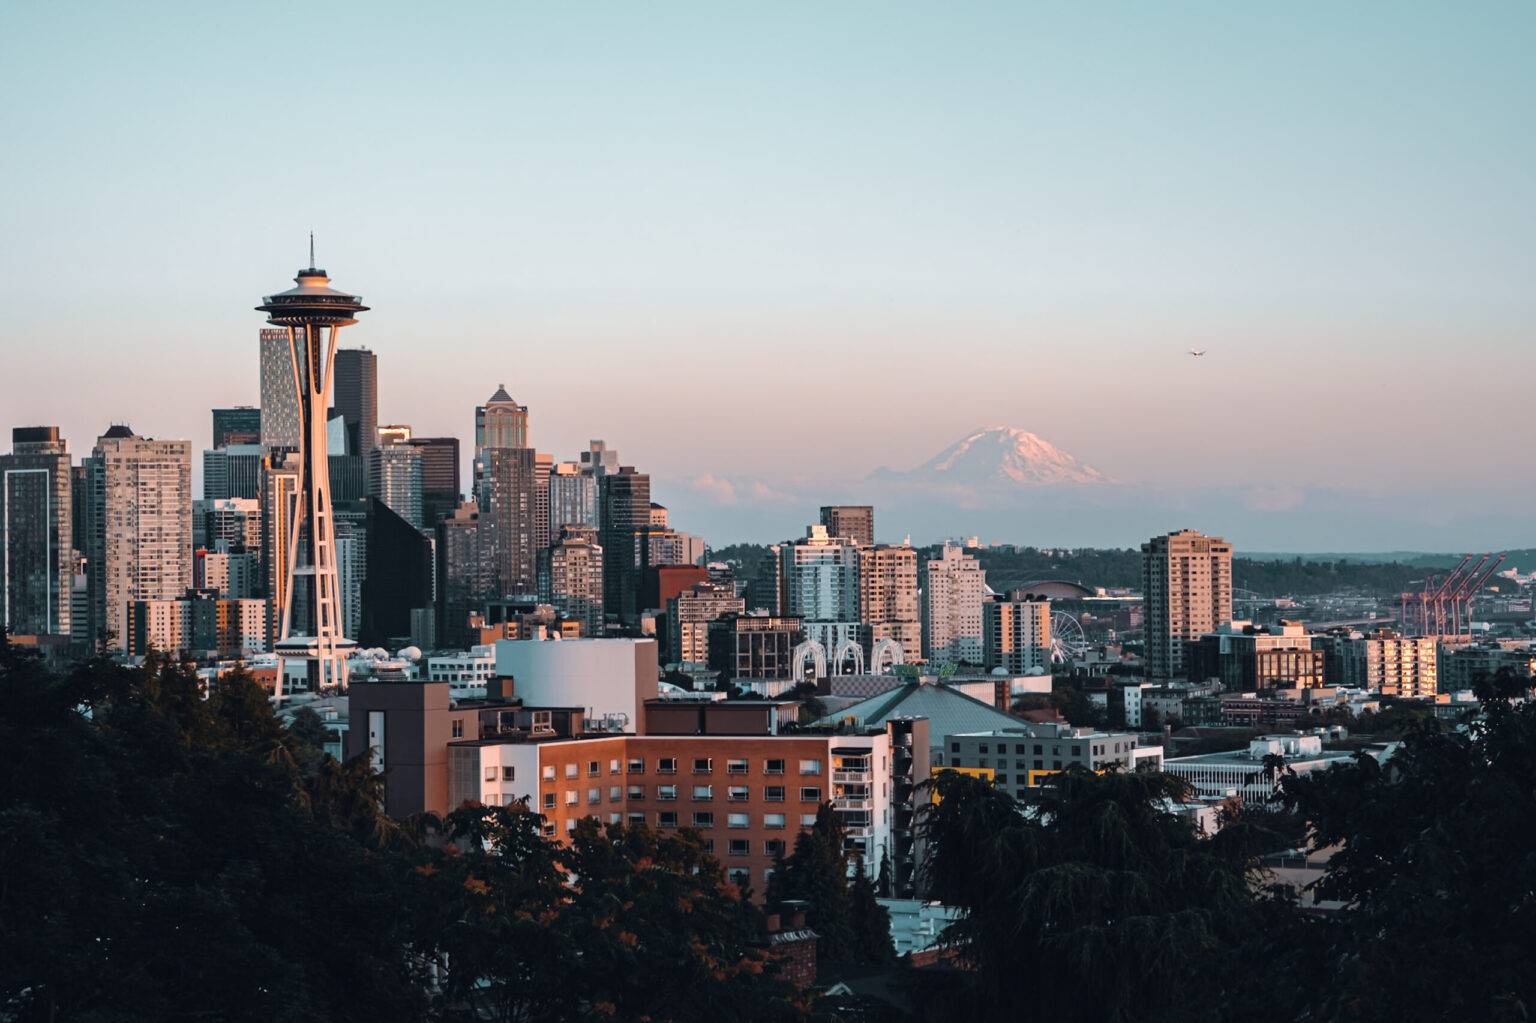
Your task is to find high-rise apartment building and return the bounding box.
[474,384,528,456]
[1141,529,1233,680]
[211,406,261,448]
[476,446,539,597]
[437,501,490,646]
[708,613,804,681]
[667,581,745,666]
[409,436,460,528]
[858,543,921,659]
[332,348,379,457]
[88,427,192,650]
[538,524,605,637]
[580,439,620,479]
[258,328,300,449]
[534,453,553,551]
[549,460,598,534]
[197,497,262,554]
[781,524,860,624]
[369,441,424,529]
[1,427,73,637]
[599,467,651,627]
[819,505,874,547]
[923,543,987,666]
[983,591,1052,674]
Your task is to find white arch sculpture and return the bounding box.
[870,638,905,674]
[791,640,828,683]
[832,638,865,676]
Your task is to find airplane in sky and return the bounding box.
[1187,348,1207,357]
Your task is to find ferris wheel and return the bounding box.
[1050,611,1088,664]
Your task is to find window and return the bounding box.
[1016,744,1028,755]
[727,867,751,887]
[979,744,990,754]
[765,759,785,775]
[1071,746,1082,758]
[627,758,645,774]
[451,719,464,739]
[587,788,601,805]
[610,758,621,775]
[1034,760,1043,770]
[765,785,785,802]
[565,819,577,833]
[565,790,578,806]
[588,761,601,777]
[692,785,713,801]
[608,812,621,825]
[728,813,750,829]
[764,839,785,857]
[542,793,555,809]
[692,812,714,828]
[1033,744,1043,755]
[502,766,515,781]
[542,765,556,781]
[800,814,818,827]
[763,813,786,829]
[728,839,750,856]
[658,784,677,801]
[996,774,1008,785]
[565,764,578,780]
[799,787,821,802]
[727,758,749,775]
[658,811,677,827]
[542,823,555,836]
[692,758,713,774]
[627,813,646,826]
[977,758,988,769]
[627,785,645,799]
[609,786,622,801]
[1015,760,1027,771]
[799,759,822,776]
[950,742,960,753]
[952,758,964,768]
[484,766,497,782]
[657,757,677,774]
[725,785,749,801]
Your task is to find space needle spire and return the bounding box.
[256,250,369,694]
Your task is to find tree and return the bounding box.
[1277,668,1536,1020]
[766,803,893,965]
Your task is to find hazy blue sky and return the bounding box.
[2,2,1532,545]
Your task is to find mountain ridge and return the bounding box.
[872,425,1111,486]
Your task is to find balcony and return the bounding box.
[842,825,874,840]
[833,769,871,784]
[833,796,873,812]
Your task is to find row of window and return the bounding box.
[954,741,1091,758]
[541,810,823,832]
[531,757,826,781]
[535,785,827,807]
[953,758,1069,772]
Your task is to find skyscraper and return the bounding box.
[332,348,378,457]
[474,384,527,456]
[1,427,73,637]
[258,328,300,449]
[202,444,265,500]
[211,406,261,448]
[819,505,875,547]
[538,524,604,637]
[667,581,745,666]
[781,524,860,623]
[858,542,921,660]
[983,591,1052,674]
[598,466,651,627]
[88,426,192,650]
[923,544,986,666]
[1141,529,1233,680]
[360,497,433,648]
[409,436,460,528]
[548,460,598,534]
[261,452,300,648]
[477,446,539,597]
[368,441,424,529]
[256,256,368,691]
[437,501,489,646]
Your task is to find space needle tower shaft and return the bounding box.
[255,241,369,694]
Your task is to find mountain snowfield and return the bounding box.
[875,426,1111,486]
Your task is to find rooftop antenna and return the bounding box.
[309,231,315,270]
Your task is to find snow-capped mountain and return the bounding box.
[874,427,1111,486]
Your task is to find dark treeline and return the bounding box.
[0,639,890,1022]
[916,669,1536,1022]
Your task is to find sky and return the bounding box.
[2,2,1532,548]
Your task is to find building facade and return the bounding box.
[368,441,424,530]
[923,543,986,667]
[858,543,921,660]
[983,591,1052,674]
[258,328,301,449]
[667,581,746,667]
[538,525,605,637]
[818,505,874,547]
[1,427,73,638]
[332,348,379,458]
[1142,529,1233,680]
[599,467,651,627]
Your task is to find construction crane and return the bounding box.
[1398,552,1505,638]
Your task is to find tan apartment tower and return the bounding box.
[1141,529,1233,679]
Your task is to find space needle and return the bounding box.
[256,239,368,694]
